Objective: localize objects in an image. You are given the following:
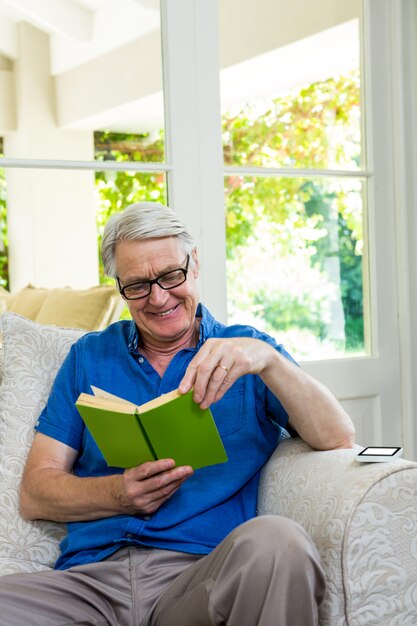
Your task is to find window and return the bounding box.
[219,1,366,360]
[0,1,166,291]
[94,132,166,284]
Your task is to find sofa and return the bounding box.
[0,312,416,625]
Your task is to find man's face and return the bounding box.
[114,236,200,348]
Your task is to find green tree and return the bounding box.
[222,71,363,354]
[94,130,166,284]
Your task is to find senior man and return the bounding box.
[0,202,355,626]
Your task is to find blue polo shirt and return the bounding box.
[36,304,294,570]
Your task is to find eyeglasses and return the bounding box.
[117,255,190,300]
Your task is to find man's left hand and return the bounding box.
[179,337,275,408]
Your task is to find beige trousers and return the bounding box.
[0,516,325,626]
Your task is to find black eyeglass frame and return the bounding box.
[117,254,190,300]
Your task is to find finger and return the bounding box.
[189,349,228,403]
[126,458,176,481]
[178,360,198,394]
[146,465,193,495]
[124,461,190,503]
[199,363,236,408]
[142,473,192,513]
[126,465,193,515]
[157,474,189,499]
[178,342,217,394]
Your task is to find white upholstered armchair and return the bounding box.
[1,312,416,625]
[259,438,417,625]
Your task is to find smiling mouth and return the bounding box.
[151,305,179,317]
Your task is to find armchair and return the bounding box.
[0,312,416,625]
[259,438,417,625]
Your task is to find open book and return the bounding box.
[75,387,228,470]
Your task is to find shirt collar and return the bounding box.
[127,302,216,355]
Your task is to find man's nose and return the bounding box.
[147,282,168,305]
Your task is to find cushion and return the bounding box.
[3,284,122,331]
[5,285,48,319]
[0,286,11,314]
[0,312,86,576]
[35,285,121,331]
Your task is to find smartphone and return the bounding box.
[356,446,403,463]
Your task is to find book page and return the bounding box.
[90,385,131,403]
[77,393,137,414]
[139,388,183,413]
[91,386,184,413]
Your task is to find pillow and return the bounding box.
[5,285,48,319]
[0,312,85,576]
[35,285,121,331]
[0,286,11,314]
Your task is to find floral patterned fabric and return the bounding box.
[0,313,85,575]
[258,438,417,625]
[0,338,3,384]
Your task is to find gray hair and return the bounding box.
[102,202,196,278]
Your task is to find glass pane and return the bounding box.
[96,168,167,289]
[0,165,166,316]
[225,175,366,359]
[0,2,164,162]
[95,130,164,165]
[96,167,167,320]
[219,0,362,170]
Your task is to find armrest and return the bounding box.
[258,438,417,625]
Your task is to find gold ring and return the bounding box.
[217,364,229,373]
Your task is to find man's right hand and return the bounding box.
[116,459,194,516]
[20,433,193,522]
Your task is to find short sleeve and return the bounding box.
[35,343,85,451]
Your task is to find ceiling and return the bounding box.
[0,0,160,75]
[0,0,359,134]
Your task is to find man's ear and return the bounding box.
[191,248,200,277]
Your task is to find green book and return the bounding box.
[75,387,228,470]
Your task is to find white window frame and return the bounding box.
[368,0,417,460]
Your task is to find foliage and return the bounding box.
[93,131,166,319]
[222,72,364,355]
[223,73,361,170]
[94,130,166,285]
